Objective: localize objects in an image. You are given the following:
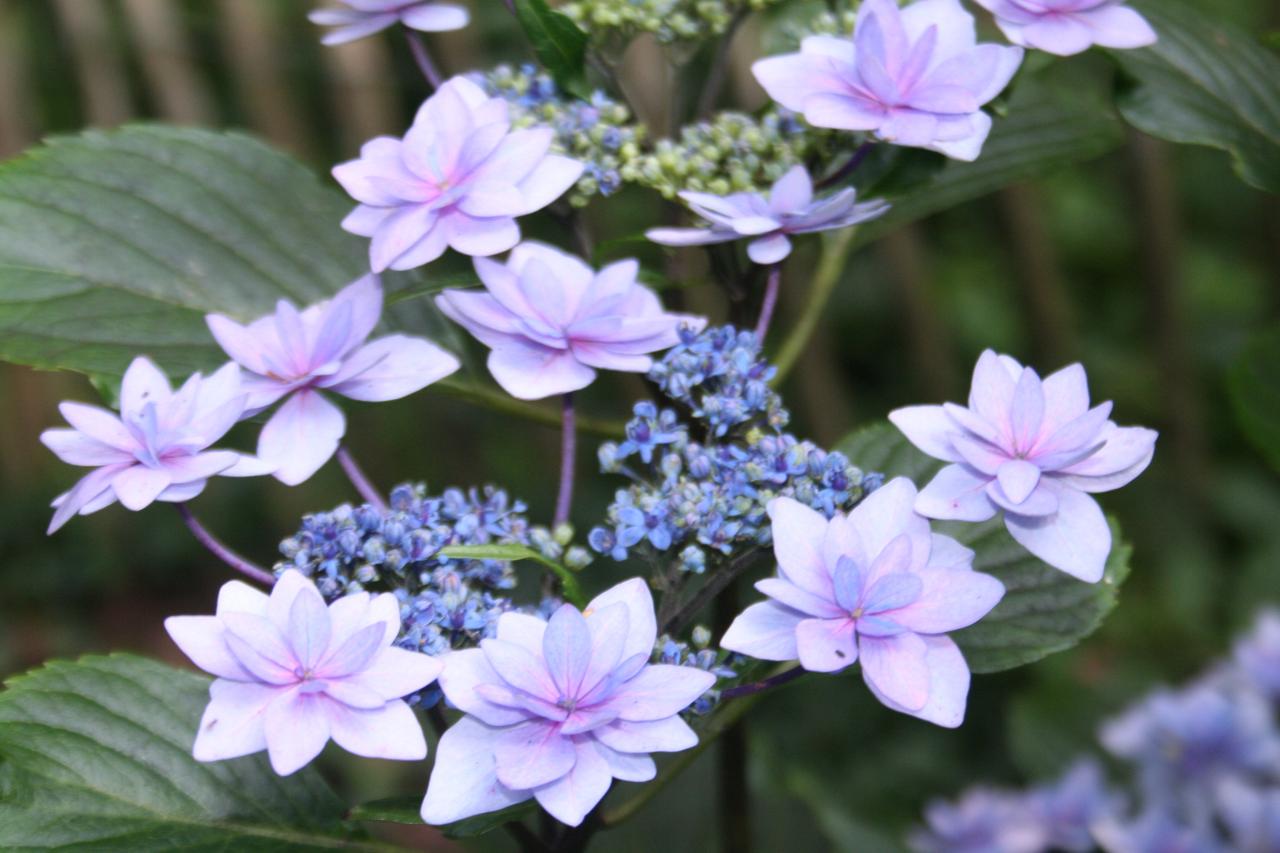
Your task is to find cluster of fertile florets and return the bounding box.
[911,611,1280,853]
[475,64,643,205]
[627,110,841,198]
[561,0,781,44]
[588,325,876,568]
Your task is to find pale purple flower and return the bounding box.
[974,0,1156,57]
[1217,777,1280,853]
[41,356,263,534]
[166,569,442,776]
[910,787,1048,853]
[720,479,1005,728]
[420,578,714,827]
[309,0,469,46]
[645,165,890,264]
[1028,759,1123,852]
[206,275,460,485]
[333,77,583,272]
[752,0,1024,161]
[890,350,1158,582]
[1234,609,1280,699]
[435,242,705,400]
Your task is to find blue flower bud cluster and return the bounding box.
[656,626,742,715]
[475,64,643,206]
[909,609,1280,853]
[588,325,878,570]
[276,483,575,707]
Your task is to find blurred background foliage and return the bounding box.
[0,0,1276,850]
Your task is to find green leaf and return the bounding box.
[384,271,481,306]
[1228,324,1280,472]
[0,125,368,381]
[836,423,1131,674]
[513,0,589,99]
[0,654,394,851]
[442,801,538,839]
[1113,0,1280,193]
[349,794,536,837]
[348,796,423,825]
[439,544,587,607]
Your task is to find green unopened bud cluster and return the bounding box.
[562,0,782,44]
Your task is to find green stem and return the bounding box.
[435,377,624,438]
[770,228,858,385]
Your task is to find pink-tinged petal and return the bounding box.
[400,3,469,31]
[321,590,375,649]
[481,638,557,702]
[437,648,529,726]
[929,110,992,162]
[264,691,331,775]
[119,356,172,415]
[1005,487,1111,582]
[1058,425,1157,492]
[192,679,276,762]
[720,601,803,661]
[863,634,970,728]
[321,678,387,710]
[208,315,273,377]
[459,181,526,218]
[58,402,135,452]
[969,348,1019,427]
[769,165,813,214]
[926,533,974,572]
[889,405,962,462]
[747,232,792,265]
[894,569,1004,635]
[496,612,549,655]
[165,616,253,681]
[316,623,384,680]
[577,603,629,698]
[986,479,1059,517]
[1039,362,1090,434]
[996,459,1041,505]
[216,580,270,618]
[795,618,858,673]
[111,465,172,511]
[40,429,132,466]
[766,496,832,598]
[586,578,657,665]
[346,646,443,700]
[950,433,1007,475]
[1008,368,1046,453]
[161,450,240,484]
[593,716,697,754]
[257,389,346,486]
[515,155,584,213]
[532,737,612,827]
[445,213,521,257]
[370,204,436,273]
[859,631,930,712]
[899,0,977,58]
[756,577,844,619]
[645,226,732,247]
[915,464,998,522]
[472,127,553,186]
[559,706,620,736]
[387,219,451,270]
[607,665,716,722]
[487,343,596,400]
[877,110,940,147]
[268,570,315,630]
[751,54,821,112]
[317,12,398,45]
[47,463,130,533]
[1022,15,1095,56]
[1085,6,1157,49]
[542,604,593,698]
[342,204,394,239]
[321,335,459,402]
[804,93,889,131]
[494,720,577,790]
[593,741,656,782]
[156,480,207,503]
[570,344,653,373]
[421,716,529,825]
[822,513,868,578]
[847,477,933,561]
[328,699,427,760]
[222,614,297,685]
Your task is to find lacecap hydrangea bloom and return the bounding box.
[646,165,889,264]
[753,0,1024,161]
[207,275,459,485]
[721,479,1004,727]
[41,357,263,533]
[436,241,705,399]
[909,787,1048,853]
[421,579,714,827]
[890,349,1158,582]
[1235,609,1280,699]
[974,0,1157,57]
[308,0,469,46]
[333,77,584,271]
[166,570,442,775]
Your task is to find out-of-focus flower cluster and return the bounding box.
[909,609,1280,852]
[561,0,781,44]
[627,110,842,198]
[276,483,584,706]
[657,625,742,715]
[588,325,878,570]
[475,64,644,206]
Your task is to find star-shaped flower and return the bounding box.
[309,0,469,46]
[973,0,1156,57]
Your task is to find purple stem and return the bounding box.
[337,445,388,512]
[404,29,442,89]
[817,141,875,190]
[754,264,782,343]
[553,392,576,528]
[720,666,807,701]
[177,504,275,587]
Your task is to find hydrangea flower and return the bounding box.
[721,479,1004,727]
[752,0,1024,161]
[646,165,889,264]
[909,787,1047,853]
[435,241,704,400]
[1234,609,1280,699]
[165,570,442,775]
[41,357,262,533]
[333,77,584,272]
[1092,809,1227,853]
[308,1,469,46]
[1027,760,1122,852]
[973,0,1157,57]
[1216,777,1280,853]
[206,275,459,485]
[421,579,714,827]
[890,350,1158,582]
